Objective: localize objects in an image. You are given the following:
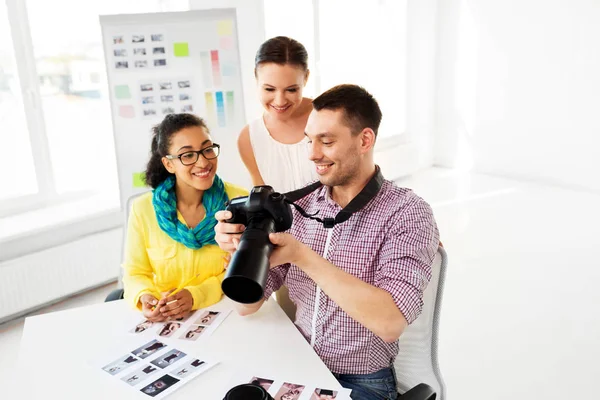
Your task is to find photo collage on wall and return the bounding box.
[112,33,168,71]
[138,78,194,118]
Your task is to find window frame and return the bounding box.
[1,0,125,219]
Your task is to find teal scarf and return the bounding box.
[152,175,229,249]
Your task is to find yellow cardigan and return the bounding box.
[122,182,248,310]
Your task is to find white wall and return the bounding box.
[374,0,440,180]
[406,0,439,171]
[434,0,600,193]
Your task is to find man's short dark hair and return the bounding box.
[312,84,382,136]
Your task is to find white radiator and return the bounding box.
[0,228,122,322]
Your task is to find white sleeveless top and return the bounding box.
[248,116,319,193]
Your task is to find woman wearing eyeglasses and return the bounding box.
[122,113,248,322]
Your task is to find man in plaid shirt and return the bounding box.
[215,85,439,400]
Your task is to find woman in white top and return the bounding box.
[237,37,317,320]
[237,36,318,194]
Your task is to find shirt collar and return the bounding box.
[315,165,384,209]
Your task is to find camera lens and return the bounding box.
[222,217,276,304]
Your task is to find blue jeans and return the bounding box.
[334,367,398,400]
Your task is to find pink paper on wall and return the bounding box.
[219,36,233,51]
[119,105,135,118]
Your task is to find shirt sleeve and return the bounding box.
[262,263,291,300]
[375,198,440,324]
[122,201,161,310]
[185,270,225,310]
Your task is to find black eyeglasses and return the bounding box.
[165,143,220,165]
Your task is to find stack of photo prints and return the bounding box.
[101,338,217,399]
[247,376,352,400]
[130,308,229,342]
[112,33,167,70]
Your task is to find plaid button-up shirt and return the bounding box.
[264,179,439,374]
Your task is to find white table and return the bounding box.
[16,298,341,399]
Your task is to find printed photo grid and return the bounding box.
[246,376,353,400]
[129,308,230,343]
[138,78,195,118]
[100,338,217,399]
[111,33,167,71]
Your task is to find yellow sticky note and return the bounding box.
[173,42,189,57]
[217,20,233,36]
[133,172,146,188]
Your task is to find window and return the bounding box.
[317,0,407,139]
[0,2,38,203]
[264,0,407,139]
[1,0,186,219]
[263,0,317,97]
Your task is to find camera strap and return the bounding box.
[284,166,384,229]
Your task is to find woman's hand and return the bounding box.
[157,289,194,320]
[140,294,167,322]
[214,211,245,253]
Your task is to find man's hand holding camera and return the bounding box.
[214,210,314,268]
[267,232,313,268]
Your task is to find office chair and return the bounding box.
[395,246,448,400]
[105,193,145,302]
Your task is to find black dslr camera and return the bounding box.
[221,186,293,304]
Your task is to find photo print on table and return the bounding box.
[172,358,209,379]
[113,36,124,44]
[130,319,154,334]
[115,61,128,69]
[135,60,148,68]
[121,364,160,386]
[150,349,187,369]
[134,48,146,56]
[114,49,127,57]
[157,321,181,337]
[142,96,154,104]
[177,80,190,89]
[249,377,275,391]
[162,107,175,115]
[132,34,145,43]
[159,82,172,90]
[143,109,157,117]
[154,59,167,67]
[179,325,205,341]
[131,339,166,360]
[153,47,165,55]
[194,311,220,326]
[310,388,339,400]
[139,374,180,397]
[102,354,139,376]
[140,83,153,92]
[179,93,190,101]
[181,105,193,113]
[151,34,164,42]
[274,382,306,400]
[160,95,174,103]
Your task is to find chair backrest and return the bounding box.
[117,192,148,288]
[394,246,447,399]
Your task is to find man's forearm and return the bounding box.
[298,251,407,343]
[233,298,265,316]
